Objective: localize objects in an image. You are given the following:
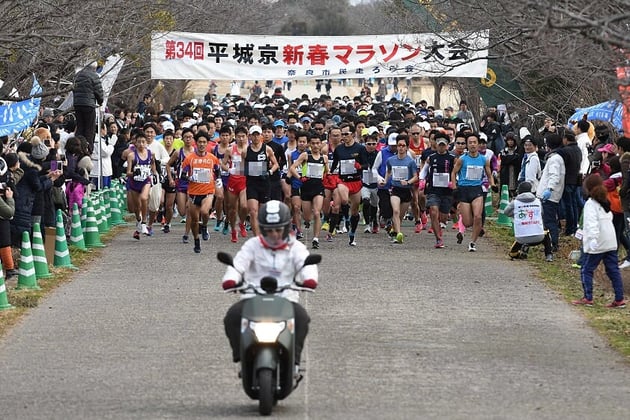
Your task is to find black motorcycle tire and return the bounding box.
[258,368,274,415]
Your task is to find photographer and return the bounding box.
[0,157,17,279]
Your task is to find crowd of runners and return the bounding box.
[3,81,626,265]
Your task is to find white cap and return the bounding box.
[249,125,262,134]
[387,133,399,146]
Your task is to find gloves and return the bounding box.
[354,161,362,171]
[418,179,426,190]
[300,177,308,183]
[541,189,552,201]
[222,279,240,290]
[448,181,454,189]
[589,239,598,251]
[299,279,317,289]
[491,184,499,193]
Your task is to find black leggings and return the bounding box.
[224,299,310,364]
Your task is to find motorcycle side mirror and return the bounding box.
[216,252,234,267]
[260,276,278,293]
[303,254,322,266]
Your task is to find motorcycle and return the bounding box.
[217,251,321,416]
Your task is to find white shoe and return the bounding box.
[619,260,630,269]
[364,226,371,233]
[141,223,149,235]
[340,225,348,234]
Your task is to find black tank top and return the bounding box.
[245,144,268,177]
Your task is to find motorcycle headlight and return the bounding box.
[249,321,286,343]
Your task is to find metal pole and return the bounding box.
[96,109,102,190]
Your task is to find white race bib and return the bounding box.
[340,159,356,175]
[306,162,324,179]
[432,172,450,188]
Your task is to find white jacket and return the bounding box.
[582,198,617,254]
[536,152,565,203]
[222,235,318,303]
[522,152,541,192]
[90,136,115,177]
[576,132,591,175]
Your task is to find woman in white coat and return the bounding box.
[573,174,626,308]
[91,123,115,189]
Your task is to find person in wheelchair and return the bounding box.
[503,181,554,262]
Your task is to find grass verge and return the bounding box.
[486,219,630,360]
[0,227,120,338]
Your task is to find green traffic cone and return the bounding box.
[54,210,78,270]
[93,196,106,234]
[98,193,110,233]
[496,184,513,227]
[109,186,126,226]
[31,223,52,279]
[16,231,40,290]
[484,191,495,217]
[84,201,105,248]
[69,203,87,251]
[102,189,112,229]
[81,197,88,230]
[0,262,14,310]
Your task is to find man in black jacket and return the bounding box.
[558,131,583,236]
[73,62,103,147]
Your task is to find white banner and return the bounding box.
[151,31,489,80]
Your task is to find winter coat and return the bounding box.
[73,66,103,108]
[582,198,617,254]
[536,151,565,203]
[503,191,545,244]
[10,153,50,244]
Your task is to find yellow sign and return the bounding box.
[481,68,496,87]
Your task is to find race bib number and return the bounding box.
[362,170,375,184]
[392,166,407,181]
[192,168,211,183]
[340,159,356,175]
[248,161,265,176]
[432,172,450,188]
[306,163,324,179]
[465,165,483,181]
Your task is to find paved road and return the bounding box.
[1,219,629,419]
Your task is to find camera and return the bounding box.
[592,160,601,168]
[0,182,6,190]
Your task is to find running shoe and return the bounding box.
[364,226,372,233]
[572,298,593,307]
[321,221,329,231]
[340,224,348,234]
[141,223,149,235]
[427,227,434,234]
[456,232,463,244]
[479,228,485,237]
[210,210,216,220]
[394,232,404,244]
[605,300,627,308]
[296,230,304,240]
[214,220,223,232]
[440,222,447,229]
[304,221,311,229]
[239,223,247,238]
[325,233,333,242]
[371,226,379,234]
[201,226,209,241]
[146,226,153,236]
[180,217,186,224]
[194,238,201,253]
[414,223,423,233]
[231,229,238,243]
[182,235,189,244]
[434,239,445,248]
[468,242,477,252]
[349,233,357,246]
[163,224,170,233]
[133,230,140,240]
[545,254,554,262]
[312,238,319,249]
[619,260,630,269]
[222,224,229,235]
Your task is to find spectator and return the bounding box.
[64,136,92,213]
[572,174,626,308]
[499,132,522,198]
[73,61,103,146]
[535,134,565,252]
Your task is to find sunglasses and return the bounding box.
[341,132,351,136]
[455,142,466,145]
[410,132,421,135]
[365,142,377,146]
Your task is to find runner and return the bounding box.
[126,131,157,240]
[222,125,249,243]
[165,127,195,242]
[450,133,497,252]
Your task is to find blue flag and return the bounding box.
[568,100,623,132]
[0,75,42,137]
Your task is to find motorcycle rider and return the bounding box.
[222,200,318,366]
